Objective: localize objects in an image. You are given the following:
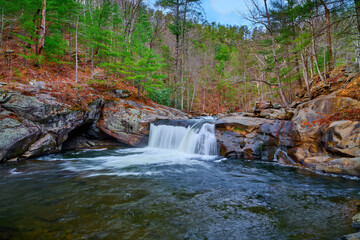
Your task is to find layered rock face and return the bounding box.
[98,99,188,146]
[0,91,188,161]
[215,116,299,163]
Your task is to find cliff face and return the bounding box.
[216,64,360,176]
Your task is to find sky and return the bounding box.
[146,0,251,27]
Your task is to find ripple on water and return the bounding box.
[0,148,359,240]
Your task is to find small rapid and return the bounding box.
[148,120,218,156]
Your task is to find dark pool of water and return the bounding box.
[0,147,359,240]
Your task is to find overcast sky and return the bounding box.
[146,0,251,27]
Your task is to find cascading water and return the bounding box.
[148,120,218,156]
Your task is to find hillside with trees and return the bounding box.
[0,0,359,113]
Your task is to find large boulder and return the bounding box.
[345,62,360,75]
[2,93,66,122]
[0,92,102,160]
[258,108,294,120]
[291,94,360,163]
[301,156,360,176]
[353,213,360,229]
[0,109,41,161]
[98,99,189,146]
[322,121,360,158]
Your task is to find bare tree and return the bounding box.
[244,0,289,106]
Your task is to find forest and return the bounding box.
[0,0,359,113]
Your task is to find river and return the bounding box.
[0,121,359,239]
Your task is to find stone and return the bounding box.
[29,80,46,89]
[0,109,41,161]
[292,94,360,144]
[273,103,282,109]
[259,109,294,120]
[353,213,360,229]
[113,89,132,99]
[339,232,360,240]
[322,121,360,157]
[254,101,272,110]
[215,116,299,161]
[346,62,360,74]
[302,156,360,176]
[348,73,360,81]
[2,93,65,122]
[22,134,59,158]
[0,91,12,103]
[98,99,189,146]
[5,49,14,54]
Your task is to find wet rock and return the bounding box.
[301,156,360,176]
[353,213,360,229]
[215,116,299,161]
[339,232,360,240]
[22,134,59,158]
[322,121,360,157]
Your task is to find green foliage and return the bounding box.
[147,87,174,106]
[214,44,230,62]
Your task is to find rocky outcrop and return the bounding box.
[215,116,299,162]
[0,90,188,161]
[290,94,360,176]
[216,64,360,176]
[0,91,93,160]
[323,121,360,158]
[98,99,189,146]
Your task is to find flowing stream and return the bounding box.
[1,121,360,240]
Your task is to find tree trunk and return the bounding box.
[309,51,314,78]
[294,55,302,88]
[202,85,205,113]
[174,33,180,108]
[301,51,311,98]
[76,14,80,85]
[37,0,47,55]
[321,0,333,71]
[264,0,289,106]
[355,0,360,63]
[75,12,81,100]
[0,6,4,50]
[21,9,26,66]
[310,23,326,83]
[190,84,196,111]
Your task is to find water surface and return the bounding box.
[0,147,359,240]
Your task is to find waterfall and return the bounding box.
[148,121,218,156]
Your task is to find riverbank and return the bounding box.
[1,63,359,178]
